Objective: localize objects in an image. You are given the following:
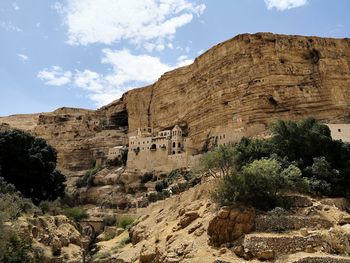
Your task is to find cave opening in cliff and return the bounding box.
[305,48,320,64]
[109,110,128,128]
[268,95,278,107]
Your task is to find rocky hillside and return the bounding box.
[1,33,350,176]
[91,180,350,263]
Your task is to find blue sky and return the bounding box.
[0,0,349,116]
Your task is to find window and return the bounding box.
[338,129,342,132]
[172,151,175,154]
[173,142,176,147]
[223,134,225,139]
[178,142,181,147]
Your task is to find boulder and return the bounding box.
[178,211,200,229]
[207,206,255,246]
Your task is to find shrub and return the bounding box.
[234,138,275,169]
[140,172,153,184]
[200,145,237,177]
[0,130,66,204]
[0,233,33,263]
[213,159,308,210]
[117,216,134,230]
[118,236,131,247]
[76,166,101,188]
[103,215,117,226]
[147,192,158,203]
[62,207,89,222]
[155,180,167,192]
[39,199,62,215]
[204,118,350,203]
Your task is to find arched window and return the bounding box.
[178,142,181,147]
[172,151,175,154]
[150,144,157,151]
[173,142,176,147]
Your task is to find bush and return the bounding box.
[117,216,134,230]
[76,166,101,188]
[0,178,37,217]
[39,199,62,215]
[103,214,117,226]
[0,233,33,263]
[200,145,237,177]
[62,207,89,222]
[140,172,153,184]
[0,130,66,204]
[155,180,167,192]
[213,159,308,210]
[203,118,350,205]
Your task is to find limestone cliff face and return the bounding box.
[1,33,350,174]
[109,33,350,147]
[0,107,128,175]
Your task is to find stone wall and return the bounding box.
[327,124,350,142]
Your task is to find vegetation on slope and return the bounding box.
[0,129,66,204]
[0,178,35,262]
[200,118,350,210]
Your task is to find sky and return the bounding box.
[0,0,349,116]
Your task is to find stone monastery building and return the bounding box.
[127,125,197,171]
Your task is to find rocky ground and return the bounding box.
[13,215,89,263]
[86,180,350,263]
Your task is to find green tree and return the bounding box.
[213,159,308,210]
[234,137,275,169]
[200,144,237,177]
[270,118,333,167]
[0,130,66,204]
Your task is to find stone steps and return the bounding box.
[255,215,333,232]
[242,232,328,258]
[279,252,350,263]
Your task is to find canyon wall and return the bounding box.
[108,33,350,146]
[1,33,350,175]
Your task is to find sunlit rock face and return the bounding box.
[2,33,350,175]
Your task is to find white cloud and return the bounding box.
[0,21,22,32]
[37,66,72,86]
[59,0,205,48]
[265,0,308,11]
[12,2,20,11]
[17,53,29,62]
[37,50,194,107]
[88,92,126,107]
[101,49,173,87]
[73,70,104,93]
[197,49,204,55]
[177,59,193,67]
[177,55,188,61]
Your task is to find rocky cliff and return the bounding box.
[105,32,350,146]
[1,33,350,175]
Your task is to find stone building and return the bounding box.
[326,124,350,143]
[108,146,126,160]
[127,125,194,171]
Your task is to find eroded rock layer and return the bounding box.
[1,33,350,174]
